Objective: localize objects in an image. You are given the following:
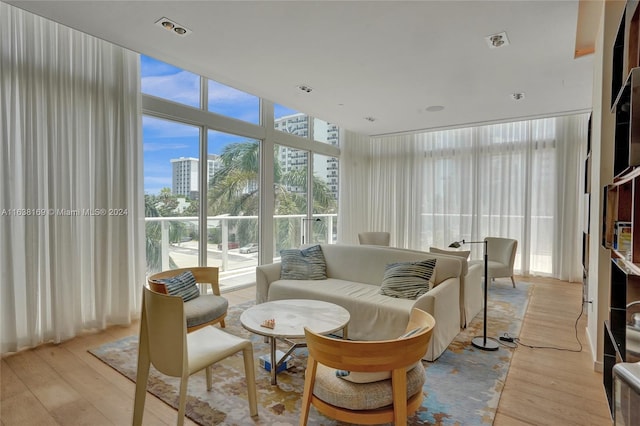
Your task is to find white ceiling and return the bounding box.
[5,0,595,136]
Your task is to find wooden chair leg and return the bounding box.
[220,319,226,328]
[511,276,516,288]
[132,358,150,426]
[133,301,150,426]
[299,357,318,426]
[177,376,189,426]
[391,369,407,425]
[242,344,258,417]
[206,365,212,391]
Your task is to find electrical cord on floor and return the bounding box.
[495,284,585,353]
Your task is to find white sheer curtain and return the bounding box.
[340,114,588,280]
[0,3,145,353]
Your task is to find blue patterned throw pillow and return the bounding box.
[159,270,200,302]
[379,258,437,300]
[280,245,327,280]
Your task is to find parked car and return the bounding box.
[217,242,240,250]
[239,243,258,254]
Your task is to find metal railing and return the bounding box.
[145,214,337,285]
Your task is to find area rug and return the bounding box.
[89,281,531,425]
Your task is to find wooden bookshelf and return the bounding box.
[604,1,640,415]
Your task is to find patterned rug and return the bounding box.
[89,281,531,425]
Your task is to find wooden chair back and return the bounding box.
[300,308,435,425]
[148,266,221,296]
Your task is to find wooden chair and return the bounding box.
[148,266,227,332]
[299,308,435,425]
[133,286,258,425]
[358,231,391,246]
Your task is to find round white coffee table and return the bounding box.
[240,299,350,385]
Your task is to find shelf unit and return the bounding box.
[604,0,640,416]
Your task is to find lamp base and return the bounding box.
[471,336,499,351]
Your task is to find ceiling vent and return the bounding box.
[364,116,376,122]
[297,84,313,93]
[155,17,192,37]
[485,31,509,49]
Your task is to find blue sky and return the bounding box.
[141,55,297,194]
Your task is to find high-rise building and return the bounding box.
[274,113,339,200]
[170,115,339,200]
[171,155,221,198]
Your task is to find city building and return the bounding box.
[275,113,340,199]
[171,155,222,199]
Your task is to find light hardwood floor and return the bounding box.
[1,276,611,425]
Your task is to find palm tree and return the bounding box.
[145,194,179,273]
[208,142,336,248]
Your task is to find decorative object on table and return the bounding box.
[261,318,276,329]
[357,231,391,246]
[449,239,499,351]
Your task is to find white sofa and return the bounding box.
[255,244,462,361]
[429,247,483,328]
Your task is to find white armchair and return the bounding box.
[469,237,518,288]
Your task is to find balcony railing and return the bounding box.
[145,214,337,291]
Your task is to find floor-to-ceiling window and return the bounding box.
[207,130,260,285]
[143,116,201,272]
[274,144,309,250]
[141,56,340,289]
[341,115,586,280]
[312,153,339,244]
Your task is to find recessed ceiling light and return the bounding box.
[485,31,509,49]
[297,84,313,93]
[155,17,192,37]
[511,92,525,100]
[364,116,376,122]
[426,105,445,112]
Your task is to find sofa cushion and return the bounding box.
[157,270,200,302]
[280,245,327,280]
[379,259,437,300]
[313,362,426,410]
[268,278,416,341]
[184,294,228,329]
[336,361,419,384]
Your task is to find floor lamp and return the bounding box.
[449,239,499,351]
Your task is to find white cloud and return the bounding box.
[208,81,257,103]
[142,71,200,106]
[143,142,190,152]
